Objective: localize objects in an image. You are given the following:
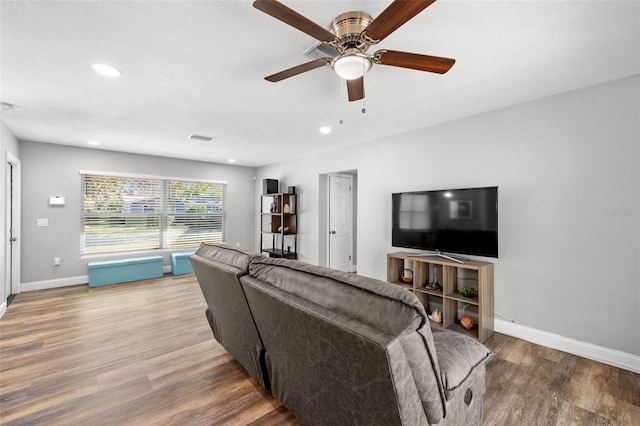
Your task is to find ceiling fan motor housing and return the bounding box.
[330,11,374,50]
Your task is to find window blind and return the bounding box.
[165,180,226,248]
[81,173,226,255]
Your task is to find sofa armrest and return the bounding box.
[191,242,257,272]
[431,330,492,399]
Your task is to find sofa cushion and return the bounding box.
[432,330,492,399]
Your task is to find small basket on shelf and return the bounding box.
[400,268,413,284]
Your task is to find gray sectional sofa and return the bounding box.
[190,243,492,425]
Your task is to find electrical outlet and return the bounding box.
[37,218,48,227]
[53,257,61,266]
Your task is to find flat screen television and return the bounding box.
[392,186,498,258]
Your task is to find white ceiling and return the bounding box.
[1,1,639,167]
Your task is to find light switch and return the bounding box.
[37,218,48,227]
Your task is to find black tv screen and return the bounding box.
[392,186,498,258]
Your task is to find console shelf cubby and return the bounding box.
[387,252,494,342]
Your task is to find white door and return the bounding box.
[328,174,352,272]
[5,153,21,298]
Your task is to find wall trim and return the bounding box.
[21,275,88,292]
[0,301,6,319]
[495,318,640,373]
[22,268,171,291]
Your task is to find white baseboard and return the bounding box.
[21,275,89,292]
[22,268,172,292]
[0,301,6,319]
[495,318,640,374]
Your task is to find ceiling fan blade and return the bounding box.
[253,0,336,43]
[265,58,330,82]
[376,50,455,74]
[346,77,364,102]
[364,0,437,42]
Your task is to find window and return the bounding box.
[166,180,225,249]
[81,173,226,255]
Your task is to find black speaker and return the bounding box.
[263,179,279,195]
[287,186,296,194]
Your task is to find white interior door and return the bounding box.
[328,174,352,272]
[5,152,21,297]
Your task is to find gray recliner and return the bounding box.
[191,244,492,425]
[241,256,491,426]
[189,243,268,389]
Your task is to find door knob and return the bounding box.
[330,230,336,234]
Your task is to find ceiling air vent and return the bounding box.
[188,134,215,142]
[303,41,339,60]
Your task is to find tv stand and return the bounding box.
[387,252,494,342]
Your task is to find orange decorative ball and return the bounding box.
[460,315,474,330]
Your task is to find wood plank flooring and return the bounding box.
[1,275,638,425]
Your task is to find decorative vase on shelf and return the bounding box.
[426,267,441,290]
[427,279,441,291]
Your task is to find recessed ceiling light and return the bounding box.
[91,63,122,78]
[319,126,332,134]
[87,140,101,146]
[188,134,215,142]
[444,192,453,198]
[228,159,237,164]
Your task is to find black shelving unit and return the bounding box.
[260,193,297,259]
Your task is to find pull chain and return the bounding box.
[339,78,344,124]
[361,59,366,114]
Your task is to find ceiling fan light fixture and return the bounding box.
[332,53,371,80]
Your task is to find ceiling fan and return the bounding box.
[253,0,455,102]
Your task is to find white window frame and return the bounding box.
[80,171,227,256]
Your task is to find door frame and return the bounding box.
[325,172,356,272]
[5,151,21,296]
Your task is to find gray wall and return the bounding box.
[255,75,640,356]
[1,121,20,307]
[19,141,256,283]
